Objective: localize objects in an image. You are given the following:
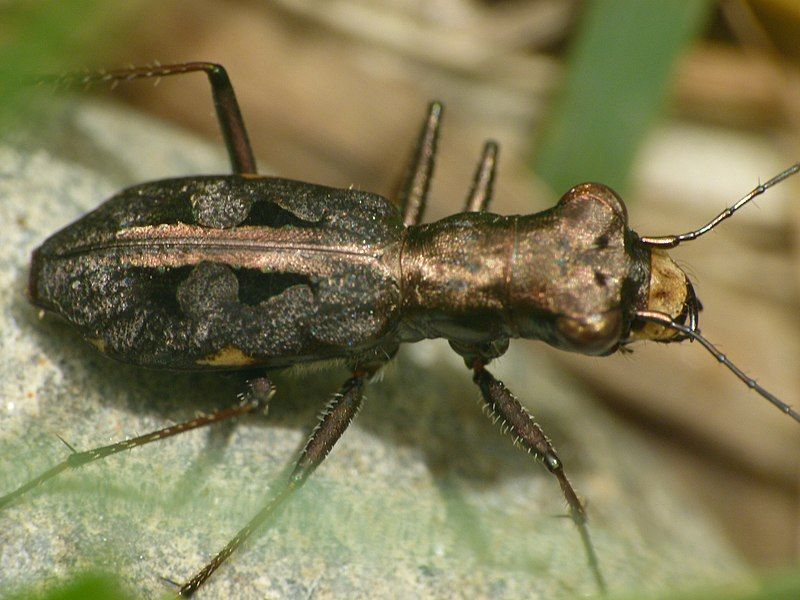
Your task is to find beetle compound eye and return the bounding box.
[555,310,622,355]
[557,182,629,225]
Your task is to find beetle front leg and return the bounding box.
[471,363,607,595]
[177,366,376,597]
[463,141,499,213]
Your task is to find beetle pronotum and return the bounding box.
[2,62,798,597]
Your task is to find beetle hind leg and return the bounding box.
[0,377,273,511]
[177,365,378,596]
[51,62,256,175]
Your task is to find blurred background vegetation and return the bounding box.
[1,0,799,598]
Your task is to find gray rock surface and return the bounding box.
[1,100,750,599]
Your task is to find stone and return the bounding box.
[0,100,749,599]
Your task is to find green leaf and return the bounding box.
[0,0,148,129]
[532,0,712,198]
[3,573,139,600]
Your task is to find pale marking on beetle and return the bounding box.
[196,347,258,367]
[631,249,688,341]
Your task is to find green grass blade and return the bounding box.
[532,0,712,197]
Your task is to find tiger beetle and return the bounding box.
[2,62,799,597]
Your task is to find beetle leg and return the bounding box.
[178,367,375,597]
[52,62,256,174]
[0,377,273,511]
[397,102,443,226]
[471,363,607,595]
[463,141,499,213]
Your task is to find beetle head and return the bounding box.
[627,249,701,344]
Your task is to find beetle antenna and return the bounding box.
[635,310,800,424]
[640,163,800,248]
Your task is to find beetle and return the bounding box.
[2,62,799,597]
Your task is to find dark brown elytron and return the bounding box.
[4,62,799,597]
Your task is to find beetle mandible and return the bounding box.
[3,62,799,597]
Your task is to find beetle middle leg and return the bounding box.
[177,365,379,597]
[470,359,606,594]
[396,101,500,223]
